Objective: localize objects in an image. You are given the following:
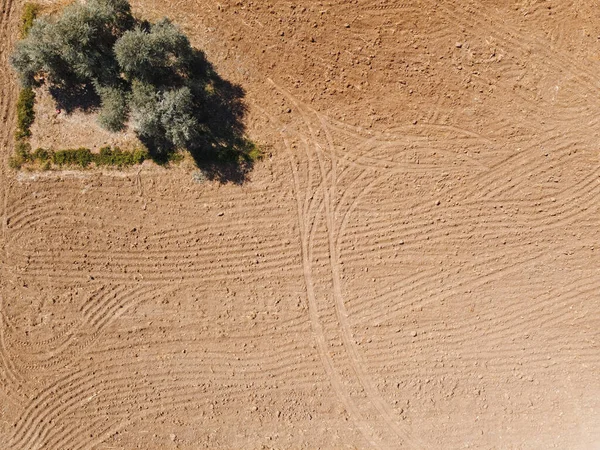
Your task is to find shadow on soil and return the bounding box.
[50,83,101,113]
[49,49,257,184]
[142,50,258,185]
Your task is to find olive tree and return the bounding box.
[131,81,199,150]
[96,84,129,132]
[10,0,242,159]
[11,0,133,87]
[114,18,194,85]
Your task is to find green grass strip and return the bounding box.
[15,87,35,140]
[20,3,40,37]
[9,145,150,170]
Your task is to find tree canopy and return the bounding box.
[10,0,234,158]
[114,19,195,85]
[12,0,133,87]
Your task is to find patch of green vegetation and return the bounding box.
[11,145,149,170]
[32,146,49,161]
[11,0,211,154]
[15,87,35,140]
[8,140,32,169]
[20,3,40,38]
[96,145,147,167]
[52,147,93,167]
[15,140,32,160]
[239,139,264,164]
[10,0,259,180]
[11,4,40,169]
[97,85,130,132]
[205,137,264,165]
[8,158,22,170]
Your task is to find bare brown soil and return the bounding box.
[1,0,600,448]
[30,86,141,152]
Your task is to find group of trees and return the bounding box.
[11,0,219,156]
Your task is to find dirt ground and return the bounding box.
[1,0,600,448]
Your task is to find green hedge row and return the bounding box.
[9,144,149,170]
[15,87,35,140]
[20,3,40,37]
[13,3,39,156]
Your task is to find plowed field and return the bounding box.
[1,0,599,448]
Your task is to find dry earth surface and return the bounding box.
[1,0,600,448]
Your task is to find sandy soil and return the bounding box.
[29,87,141,152]
[1,0,600,448]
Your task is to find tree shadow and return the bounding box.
[44,49,258,184]
[48,83,100,114]
[142,49,259,184]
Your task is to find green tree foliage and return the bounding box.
[11,0,198,149]
[11,0,256,174]
[130,80,163,143]
[131,81,199,150]
[96,84,129,132]
[114,19,193,85]
[159,87,199,148]
[11,0,133,87]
